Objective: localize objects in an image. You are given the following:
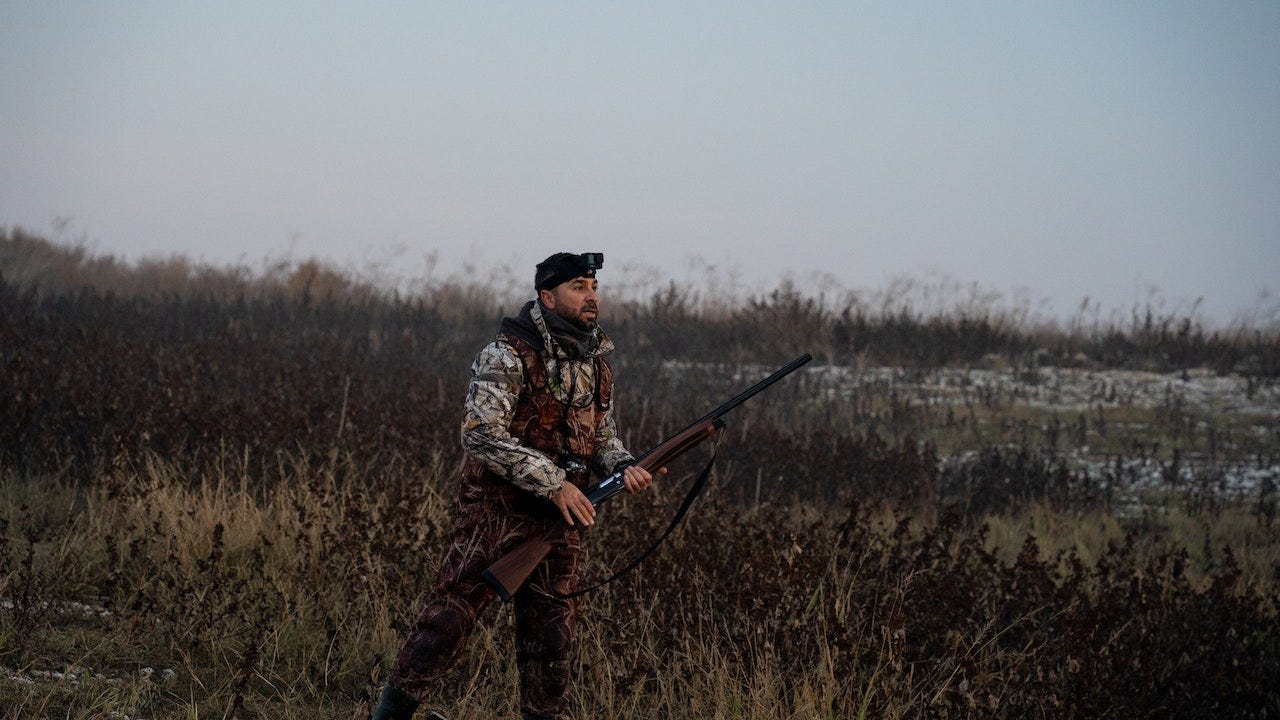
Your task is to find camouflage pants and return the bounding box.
[389,499,581,719]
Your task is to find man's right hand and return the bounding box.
[551,482,596,527]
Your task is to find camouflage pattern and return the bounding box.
[388,300,632,719]
[389,503,581,718]
[460,300,632,499]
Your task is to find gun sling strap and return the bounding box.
[557,438,719,599]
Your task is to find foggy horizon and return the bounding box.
[3,2,1277,326]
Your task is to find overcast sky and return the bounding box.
[2,2,1277,324]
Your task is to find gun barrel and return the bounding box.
[703,353,812,423]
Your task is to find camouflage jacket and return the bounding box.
[460,300,633,503]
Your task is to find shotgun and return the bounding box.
[482,353,812,601]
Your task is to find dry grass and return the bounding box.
[5,455,1277,719]
[2,229,1279,718]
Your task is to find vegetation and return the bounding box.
[2,228,1278,718]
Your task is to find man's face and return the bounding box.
[540,275,599,328]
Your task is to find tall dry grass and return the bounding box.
[2,229,1279,718]
[3,452,1277,719]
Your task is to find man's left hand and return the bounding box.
[622,464,666,493]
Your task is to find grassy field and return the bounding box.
[2,229,1278,719]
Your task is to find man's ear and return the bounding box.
[538,288,557,308]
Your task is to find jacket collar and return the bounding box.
[501,300,615,359]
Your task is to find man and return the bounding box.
[372,252,657,720]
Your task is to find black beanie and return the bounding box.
[535,252,603,291]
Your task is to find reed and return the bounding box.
[2,229,1278,718]
[5,456,1277,718]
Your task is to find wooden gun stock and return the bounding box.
[482,353,812,602]
[481,533,558,603]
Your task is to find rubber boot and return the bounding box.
[370,682,420,720]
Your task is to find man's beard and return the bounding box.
[557,305,596,330]
[567,313,595,331]
[544,302,597,333]
[575,305,598,329]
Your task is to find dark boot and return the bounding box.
[370,682,420,720]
